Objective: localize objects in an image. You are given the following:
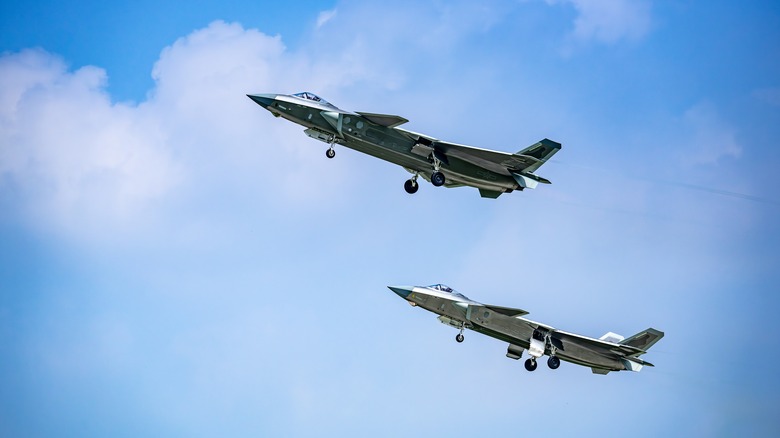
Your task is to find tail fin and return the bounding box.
[514,138,561,174]
[620,328,664,352]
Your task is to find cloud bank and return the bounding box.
[0,21,350,241]
[0,50,179,232]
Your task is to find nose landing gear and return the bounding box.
[325,135,337,158]
[455,325,465,343]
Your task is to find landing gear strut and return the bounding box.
[404,175,419,194]
[325,136,336,159]
[455,324,465,343]
[428,153,446,187]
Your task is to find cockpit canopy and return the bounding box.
[427,284,468,299]
[292,91,333,107]
[429,284,453,292]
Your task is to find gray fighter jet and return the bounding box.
[247,92,561,198]
[388,284,664,374]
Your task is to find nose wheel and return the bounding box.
[455,325,465,343]
[326,147,335,159]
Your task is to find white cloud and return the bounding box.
[549,0,652,44]
[315,9,337,29]
[0,21,357,240]
[0,49,181,235]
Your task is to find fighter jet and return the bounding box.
[388,284,664,374]
[247,92,561,198]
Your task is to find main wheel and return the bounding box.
[547,355,561,370]
[524,358,538,372]
[431,171,445,187]
[326,148,335,159]
[456,333,465,343]
[404,179,419,194]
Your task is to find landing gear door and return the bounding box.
[529,330,545,358]
[411,143,434,158]
[529,338,545,358]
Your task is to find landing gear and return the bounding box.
[431,171,445,187]
[524,358,538,371]
[547,355,560,370]
[426,152,446,187]
[404,178,419,194]
[325,147,335,159]
[456,333,464,343]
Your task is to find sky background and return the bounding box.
[1,0,779,436]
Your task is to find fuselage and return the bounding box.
[248,92,520,193]
[390,285,630,373]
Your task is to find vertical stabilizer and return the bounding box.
[514,139,561,174]
[620,328,664,351]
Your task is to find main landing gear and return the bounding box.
[524,329,562,372]
[402,170,443,195]
[429,153,445,187]
[524,356,560,372]
[404,177,419,194]
[431,171,445,187]
[400,151,446,194]
[455,325,465,343]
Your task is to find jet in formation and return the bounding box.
[388,284,664,374]
[247,92,561,198]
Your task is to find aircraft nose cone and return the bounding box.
[388,286,413,299]
[247,93,277,108]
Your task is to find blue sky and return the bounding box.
[1,0,779,436]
